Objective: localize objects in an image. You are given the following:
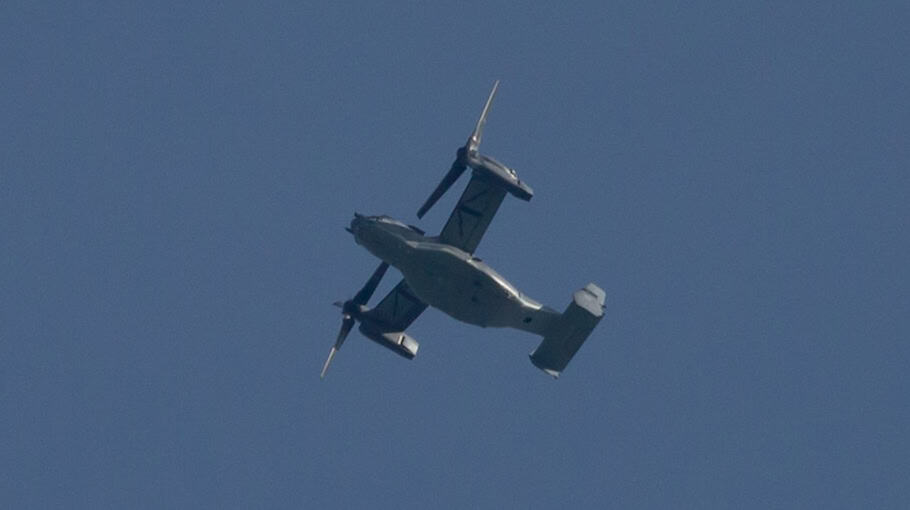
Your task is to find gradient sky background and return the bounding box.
[3,2,909,508]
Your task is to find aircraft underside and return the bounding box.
[395,241,560,335]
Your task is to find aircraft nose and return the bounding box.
[348,214,366,235]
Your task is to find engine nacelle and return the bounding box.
[359,322,419,359]
[468,153,534,201]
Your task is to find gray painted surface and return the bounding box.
[347,213,598,375]
[326,86,603,376]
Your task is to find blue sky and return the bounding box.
[2,2,908,508]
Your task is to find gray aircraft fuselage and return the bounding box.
[350,214,558,335]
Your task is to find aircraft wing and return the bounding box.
[362,278,428,332]
[437,172,508,254]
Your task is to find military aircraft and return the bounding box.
[322,81,605,379]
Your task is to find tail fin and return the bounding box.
[529,284,605,378]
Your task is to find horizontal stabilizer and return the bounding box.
[529,284,605,378]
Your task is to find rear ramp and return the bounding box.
[529,283,605,378]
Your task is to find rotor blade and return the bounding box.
[417,81,499,219]
[320,346,338,379]
[353,262,389,305]
[416,157,467,219]
[469,80,499,150]
[321,315,355,379]
[335,314,355,347]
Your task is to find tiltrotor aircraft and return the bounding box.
[322,81,605,379]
